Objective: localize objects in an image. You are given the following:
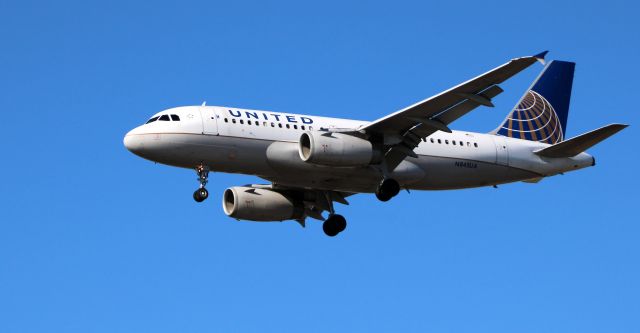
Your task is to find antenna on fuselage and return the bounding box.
[201,101,206,106]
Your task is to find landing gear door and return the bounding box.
[493,136,509,166]
[199,106,218,135]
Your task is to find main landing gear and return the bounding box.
[323,214,347,237]
[375,178,400,202]
[193,165,209,202]
[322,192,347,237]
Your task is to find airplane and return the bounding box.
[124,52,627,237]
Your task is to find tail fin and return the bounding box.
[496,60,575,144]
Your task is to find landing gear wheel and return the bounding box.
[322,218,339,237]
[375,178,400,202]
[193,188,209,202]
[322,221,339,237]
[323,214,347,237]
[333,214,347,233]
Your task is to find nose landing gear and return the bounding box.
[193,165,210,202]
[193,188,209,202]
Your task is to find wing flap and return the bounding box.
[436,85,504,124]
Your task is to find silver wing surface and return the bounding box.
[357,51,547,169]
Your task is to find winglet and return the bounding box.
[533,50,549,65]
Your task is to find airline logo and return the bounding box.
[498,90,564,144]
[228,110,314,124]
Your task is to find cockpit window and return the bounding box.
[159,115,170,121]
[170,114,180,121]
[146,116,160,124]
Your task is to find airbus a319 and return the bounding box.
[124,52,627,236]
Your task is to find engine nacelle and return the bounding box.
[222,187,304,222]
[298,131,377,167]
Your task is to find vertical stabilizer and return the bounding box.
[495,60,575,144]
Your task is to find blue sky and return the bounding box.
[1,0,639,332]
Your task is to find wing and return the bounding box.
[359,51,548,170]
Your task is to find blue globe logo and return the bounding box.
[499,90,564,144]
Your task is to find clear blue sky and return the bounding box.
[1,0,638,332]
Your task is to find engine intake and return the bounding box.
[298,131,377,167]
[222,187,304,222]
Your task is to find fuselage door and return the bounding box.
[493,136,509,166]
[200,106,219,135]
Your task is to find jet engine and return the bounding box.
[222,186,304,221]
[298,132,379,167]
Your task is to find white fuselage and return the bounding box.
[124,106,595,193]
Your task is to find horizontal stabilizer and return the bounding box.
[534,124,628,158]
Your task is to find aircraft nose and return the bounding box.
[123,130,142,154]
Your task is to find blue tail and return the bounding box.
[496,60,575,144]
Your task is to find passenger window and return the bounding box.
[224,118,228,123]
[286,124,290,129]
[232,119,236,124]
[278,123,283,128]
[452,141,456,145]
[301,125,305,130]
[309,126,313,130]
[159,115,170,121]
[430,138,434,143]
[146,116,159,124]
[474,143,478,148]
[459,141,463,146]
[271,122,275,127]
[248,120,252,125]
[438,139,441,144]
[240,120,244,124]
[170,114,180,121]
[293,125,298,130]
[445,140,449,144]
[255,121,259,126]
[467,142,470,147]
[263,121,267,126]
